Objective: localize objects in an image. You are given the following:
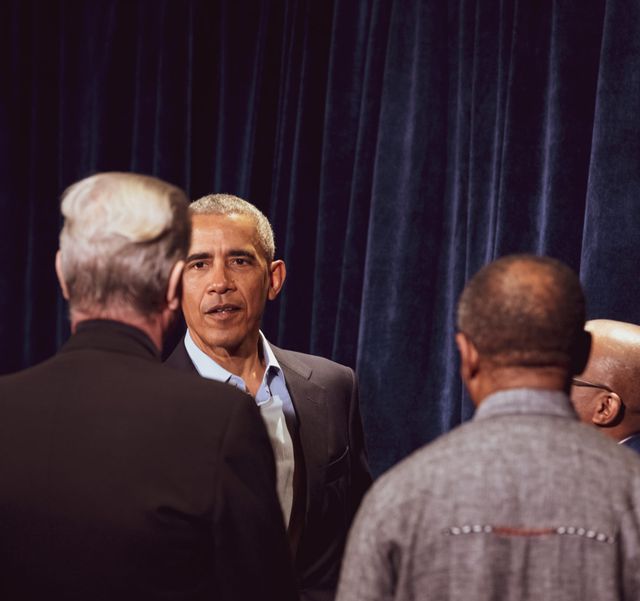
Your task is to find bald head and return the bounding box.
[571,319,640,440]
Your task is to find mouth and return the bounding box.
[205,303,241,317]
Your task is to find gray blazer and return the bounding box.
[337,388,640,601]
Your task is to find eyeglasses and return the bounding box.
[571,377,614,394]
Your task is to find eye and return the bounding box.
[230,257,250,266]
[192,260,207,270]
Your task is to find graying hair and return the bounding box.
[58,172,190,315]
[189,194,275,262]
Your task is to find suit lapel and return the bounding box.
[272,347,328,523]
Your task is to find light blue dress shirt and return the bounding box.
[184,328,295,525]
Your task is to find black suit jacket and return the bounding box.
[165,339,372,601]
[0,320,297,601]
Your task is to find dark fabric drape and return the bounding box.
[2,0,639,476]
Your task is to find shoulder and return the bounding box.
[348,442,452,551]
[0,350,262,450]
[371,435,458,504]
[148,361,255,416]
[271,345,354,383]
[163,339,196,372]
[125,361,270,459]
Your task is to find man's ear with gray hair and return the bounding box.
[55,250,70,301]
[166,260,185,311]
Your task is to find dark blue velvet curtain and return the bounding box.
[2,0,640,476]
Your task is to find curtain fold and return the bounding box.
[2,0,638,476]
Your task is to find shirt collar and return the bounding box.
[184,328,282,385]
[63,319,160,360]
[260,331,282,376]
[473,388,578,422]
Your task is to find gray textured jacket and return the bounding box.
[337,388,640,601]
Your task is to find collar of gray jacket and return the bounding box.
[473,388,577,421]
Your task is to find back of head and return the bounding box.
[457,255,585,369]
[58,172,190,316]
[189,193,275,262]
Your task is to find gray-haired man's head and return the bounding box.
[57,172,190,317]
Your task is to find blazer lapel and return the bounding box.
[272,348,328,525]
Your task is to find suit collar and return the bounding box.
[270,345,313,381]
[61,319,160,361]
[474,388,577,421]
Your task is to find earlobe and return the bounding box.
[55,250,70,300]
[592,392,622,426]
[267,260,286,301]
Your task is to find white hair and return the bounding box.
[59,172,190,315]
[189,194,275,262]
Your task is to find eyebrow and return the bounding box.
[227,249,257,260]
[185,252,212,263]
[185,249,257,263]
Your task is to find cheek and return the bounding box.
[181,281,203,313]
[241,280,270,308]
[570,390,594,421]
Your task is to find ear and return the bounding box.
[456,332,479,383]
[592,391,623,426]
[166,260,185,311]
[55,250,70,300]
[267,260,286,301]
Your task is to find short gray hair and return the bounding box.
[189,194,275,262]
[58,172,190,315]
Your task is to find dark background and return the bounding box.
[2,0,639,477]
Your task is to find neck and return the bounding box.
[604,419,640,444]
[71,307,165,352]
[196,334,266,396]
[472,365,570,406]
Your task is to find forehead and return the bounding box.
[578,337,613,380]
[189,213,259,251]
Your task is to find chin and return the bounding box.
[204,333,245,352]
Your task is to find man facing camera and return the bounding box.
[571,319,640,453]
[337,255,640,601]
[165,194,371,601]
[0,173,296,601]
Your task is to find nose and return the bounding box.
[206,260,234,294]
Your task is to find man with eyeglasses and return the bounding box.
[571,319,640,453]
